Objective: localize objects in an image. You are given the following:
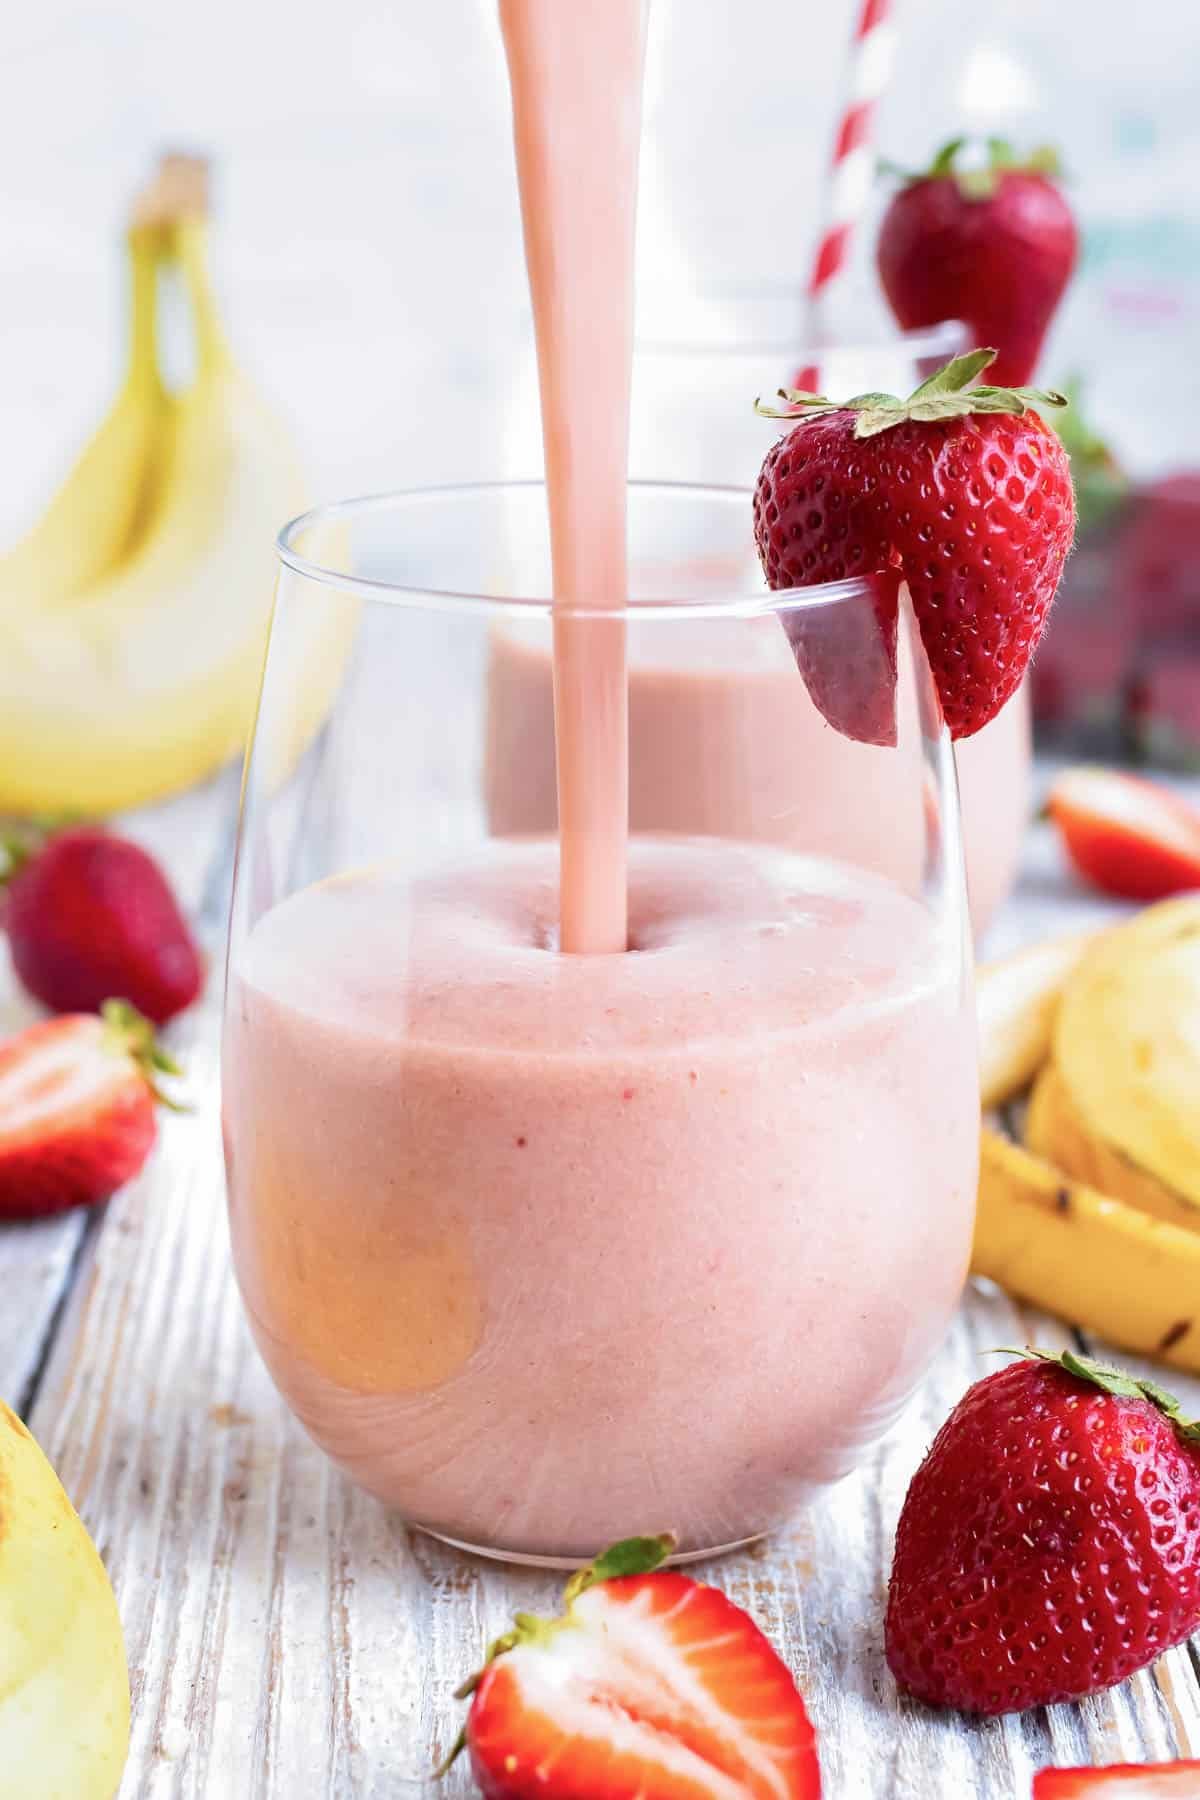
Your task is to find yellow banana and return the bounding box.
[976,928,1099,1110]
[973,1128,1200,1375]
[0,203,354,814]
[0,221,166,609]
[0,1402,129,1798]
[1055,897,1200,1206]
[1026,1059,1200,1234]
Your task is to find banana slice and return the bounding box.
[1026,1060,1200,1234]
[1055,897,1200,1207]
[977,929,1099,1110]
[0,1402,129,1798]
[974,1127,1200,1374]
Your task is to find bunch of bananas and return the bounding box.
[0,155,352,816]
[1,1401,129,1797]
[974,900,1200,1374]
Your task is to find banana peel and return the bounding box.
[0,221,166,610]
[1026,1059,1200,1235]
[0,1402,129,1798]
[1055,896,1200,1206]
[977,929,1099,1110]
[974,1128,1200,1375]
[0,162,354,815]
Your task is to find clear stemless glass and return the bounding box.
[222,482,979,1567]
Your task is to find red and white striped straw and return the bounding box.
[803,0,899,342]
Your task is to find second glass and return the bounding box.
[222,483,979,1565]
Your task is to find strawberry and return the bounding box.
[753,349,1075,741]
[1047,766,1200,901]
[877,137,1078,387]
[885,1350,1200,1716]
[0,1002,182,1219]
[2,824,203,1025]
[445,1534,821,1798]
[1116,472,1200,638]
[1034,1766,1200,1797]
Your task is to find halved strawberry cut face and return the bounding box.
[1047,766,1200,902]
[466,1571,821,1799]
[0,1011,162,1218]
[1034,1762,1200,1797]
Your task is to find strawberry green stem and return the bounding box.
[101,1000,189,1112]
[436,1533,677,1778]
[756,347,1068,440]
[1010,1347,1200,1444]
[886,135,1064,200]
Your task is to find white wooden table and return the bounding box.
[5,764,1200,1800]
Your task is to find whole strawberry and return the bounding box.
[0,1002,183,1219]
[446,1535,821,1798]
[2,824,202,1025]
[877,138,1078,387]
[886,1350,1200,1716]
[753,348,1075,741]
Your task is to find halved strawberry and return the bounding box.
[1046,766,1200,901]
[0,1002,183,1219]
[448,1536,821,1799]
[1034,1764,1200,1797]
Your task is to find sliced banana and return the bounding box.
[1055,897,1200,1207]
[1026,1060,1200,1234]
[973,1128,1200,1374]
[977,928,1099,1111]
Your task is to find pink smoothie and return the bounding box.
[223,839,977,1561]
[485,616,1029,936]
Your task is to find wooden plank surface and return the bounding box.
[7,776,1200,1796]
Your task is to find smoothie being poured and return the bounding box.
[497,0,647,953]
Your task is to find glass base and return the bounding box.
[416,1523,766,1570]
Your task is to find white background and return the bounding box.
[3,0,1198,531]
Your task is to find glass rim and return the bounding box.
[275,480,880,623]
[634,299,967,362]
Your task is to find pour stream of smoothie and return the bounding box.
[498,0,648,953]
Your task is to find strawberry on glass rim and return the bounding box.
[1034,1767,1200,1797]
[753,347,1075,744]
[877,137,1078,388]
[1047,767,1200,902]
[442,1534,821,1798]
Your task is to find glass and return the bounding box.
[222,482,979,1566]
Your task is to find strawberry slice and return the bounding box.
[448,1536,821,1799]
[1034,1764,1200,1797]
[0,1002,183,1219]
[1046,766,1200,901]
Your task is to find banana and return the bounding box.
[973,1127,1200,1375]
[0,220,165,609]
[1055,897,1200,1207]
[977,928,1099,1110]
[0,1401,129,1798]
[1026,1059,1200,1234]
[0,195,354,815]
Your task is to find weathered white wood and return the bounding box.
[0,767,238,1412]
[12,768,1200,1795]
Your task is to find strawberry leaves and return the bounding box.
[757,348,1068,440]
[1019,1346,1200,1446]
[889,136,1065,201]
